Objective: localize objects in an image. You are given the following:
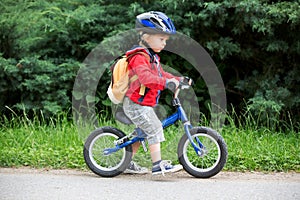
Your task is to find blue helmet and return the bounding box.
[136,11,176,35]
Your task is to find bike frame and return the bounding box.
[103,89,205,157]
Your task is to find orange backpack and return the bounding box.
[107,52,150,104]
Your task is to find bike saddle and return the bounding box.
[115,106,133,125]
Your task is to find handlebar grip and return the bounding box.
[182,76,194,86]
[179,77,193,90]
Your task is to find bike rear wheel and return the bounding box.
[178,126,227,178]
[83,126,132,177]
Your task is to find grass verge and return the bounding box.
[0,113,299,172]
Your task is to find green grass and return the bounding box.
[0,114,85,169]
[0,112,299,172]
[223,126,299,172]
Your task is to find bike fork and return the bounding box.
[184,124,206,157]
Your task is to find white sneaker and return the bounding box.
[124,161,148,174]
[152,160,183,176]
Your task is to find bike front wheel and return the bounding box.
[178,126,228,178]
[83,126,132,177]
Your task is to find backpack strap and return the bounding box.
[129,74,138,82]
[127,51,150,96]
[126,51,150,62]
[128,74,145,96]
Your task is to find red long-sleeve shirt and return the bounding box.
[125,46,179,106]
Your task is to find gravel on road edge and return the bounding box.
[1,167,299,182]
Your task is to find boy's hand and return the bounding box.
[166,78,179,91]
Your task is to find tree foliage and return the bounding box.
[0,0,299,128]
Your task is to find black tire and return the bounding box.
[177,126,228,178]
[83,126,132,177]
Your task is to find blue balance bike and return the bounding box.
[83,77,228,178]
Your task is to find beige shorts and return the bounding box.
[123,97,165,145]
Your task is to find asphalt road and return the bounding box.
[0,168,299,200]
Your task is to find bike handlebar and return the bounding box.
[173,77,193,98]
[167,76,193,91]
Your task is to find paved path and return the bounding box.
[0,168,299,200]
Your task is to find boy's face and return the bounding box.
[145,34,170,53]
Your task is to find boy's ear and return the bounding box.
[141,33,150,41]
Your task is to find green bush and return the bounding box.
[0,0,299,129]
[0,56,80,117]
